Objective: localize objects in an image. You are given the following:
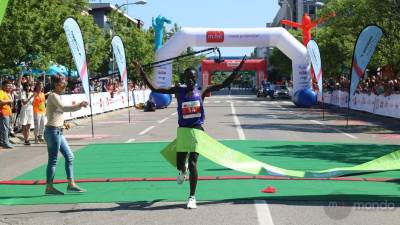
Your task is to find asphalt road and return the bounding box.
[1,89,399,225]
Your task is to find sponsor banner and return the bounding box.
[111,36,128,94]
[322,91,400,119]
[206,31,224,43]
[61,90,151,120]
[63,18,90,101]
[154,64,172,88]
[292,63,311,93]
[373,94,400,118]
[350,25,383,96]
[306,40,323,94]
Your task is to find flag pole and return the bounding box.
[86,43,95,138]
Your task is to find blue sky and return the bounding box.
[101,0,280,56]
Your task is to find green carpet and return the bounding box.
[1,140,399,205]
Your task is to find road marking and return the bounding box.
[214,101,221,103]
[248,100,254,103]
[230,102,246,140]
[125,138,136,143]
[139,126,155,135]
[170,112,177,116]
[255,200,275,225]
[204,101,209,104]
[158,117,169,124]
[311,120,324,125]
[310,120,358,139]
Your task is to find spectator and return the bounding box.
[33,82,47,143]
[44,76,52,94]
[44,75,88,195]
[0,80,14,148]
[10,78,21,136]
[20,82,34,145]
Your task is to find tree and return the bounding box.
[267,29,302,82]
[108,10,155,84]
[316,0,400,77]
[0,0,109,76]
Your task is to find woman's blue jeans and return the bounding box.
[44,127,74,184]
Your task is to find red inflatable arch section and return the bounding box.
[201,59,267,88]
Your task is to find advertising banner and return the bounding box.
[349,25,383,96]
[63,18,90,101]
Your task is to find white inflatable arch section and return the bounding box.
[154,27,311,94]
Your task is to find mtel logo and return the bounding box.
[206,31,224,43]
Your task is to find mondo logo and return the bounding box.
[206,31,224,43]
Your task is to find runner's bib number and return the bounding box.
[182,100,201,119]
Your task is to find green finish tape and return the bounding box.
[0,0,9,24]
[161,128,400,178]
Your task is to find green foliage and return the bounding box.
[316,0,400,77]
[268,29,302,81]
[268,48,292,81]
[155,24,205,86]
[108,10,154,83]
[0,0,108,73]
[0,0,154,81]
[171,47,205,85]
[268,0,400,80]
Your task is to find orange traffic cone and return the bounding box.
[261,186,276,193]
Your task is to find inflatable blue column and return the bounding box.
[151,15,172,108]
[153,15,171,51]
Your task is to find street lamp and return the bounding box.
[110,0,147,75]
[113,0,147,32]
[116,0,147,14]
[314,1,325,37]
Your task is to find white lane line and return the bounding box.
[204,101,209,104]
[170,112,177,116]
[125,138,136,143]
[255,200,275,225]
[311,120,324,125]
[230,102,246,140]
[310,120,358,139]
[158,117,169,124]
[248,100,255,103]
[139,126,155,135]
[214,101,221,103]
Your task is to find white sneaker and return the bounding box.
[176,170,187,184]
[187,196,197,209]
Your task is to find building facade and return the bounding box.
[88,3,143,32]
[272,0,325,27]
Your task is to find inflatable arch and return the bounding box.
[154,27,316,107]
[201,59,267,89]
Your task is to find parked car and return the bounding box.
[274,85,290,99]
[257,82,275,99]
